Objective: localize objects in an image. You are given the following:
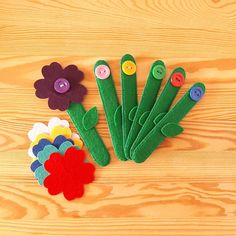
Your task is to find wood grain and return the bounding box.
[0,0,236,235]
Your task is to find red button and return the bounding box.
[171,72,185,87]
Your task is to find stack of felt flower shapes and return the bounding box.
[28,117,95,200]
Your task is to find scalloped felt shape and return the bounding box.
[50,126,72,140]
[28,117,70,143]
[82,107,98,130]
[37,145,58,164]
[34,141,80,185]
[34,165,49,185]
[30,160,42,172]
[44,147,95,201]
[32,139,52,156]
[32,136,75,156]
[28,122,49,142]
[48,117,69,132]
[31,133,52,147]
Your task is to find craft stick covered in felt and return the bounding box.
[130,67,186,158]
[124,60,166,159]
[34,62,110,167]
[94,60,126,161]
[121,54,138,150]
[132,82,205,163]
[67,103,110,166]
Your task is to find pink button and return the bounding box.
[95,65,110,80]
[171,72,185,87]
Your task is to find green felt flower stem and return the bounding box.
[132,82,205,163]
[121,54,138,150]
[94,60,126,161]
[130,67,186,158]
[124,60,166,159]
[67,103,110,167]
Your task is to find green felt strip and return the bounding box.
[94,60,126,161]
[132,82,205,163]
[130,67,185,158]
[121,54,138,152]
[67,103,110,166]
[124,60,166,159]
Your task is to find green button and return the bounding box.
[152,65,166,80]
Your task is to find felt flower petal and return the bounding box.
[69,84,87,103]
[30,133,52,147]
[44,174,63,195]
[28,147,35,158]
[32,139,52,156]
[50,126,72,140]
[63,64,84,84]
[28,122,49,141]
[37,145,58,164]
[59,141,74,154]
[34,166,49,186]
[41,62,63,80]
[48,93,70,111]
[48,117,69,132]
[43,147,95,200]
[34,79,51,99]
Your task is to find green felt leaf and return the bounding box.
[128,106,137,121]
[161,123,184,137]
[153,112,166,125]
[114,105,122,127]
[82,107,98,130]
[138,111,150,125]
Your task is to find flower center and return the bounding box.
[54,78,70,94]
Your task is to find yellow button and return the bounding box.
[122,60,136,75]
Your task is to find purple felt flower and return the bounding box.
[34,62,87,111]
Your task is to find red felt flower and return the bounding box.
[44,147,95,200]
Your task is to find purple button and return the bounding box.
[189,86,204,101]
[54,78,70,93]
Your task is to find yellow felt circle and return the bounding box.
[50,126,72,140]
[122,60,136,75]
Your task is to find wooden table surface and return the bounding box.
[0,0,236,235]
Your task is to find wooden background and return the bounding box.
[0,0,236,235]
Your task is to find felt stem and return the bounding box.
[67,103,110,166]
[132,82,205,163]
[130,67,185,158]
[124,60,166,159]
[121,54,138,151]
[94,60,126,161]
